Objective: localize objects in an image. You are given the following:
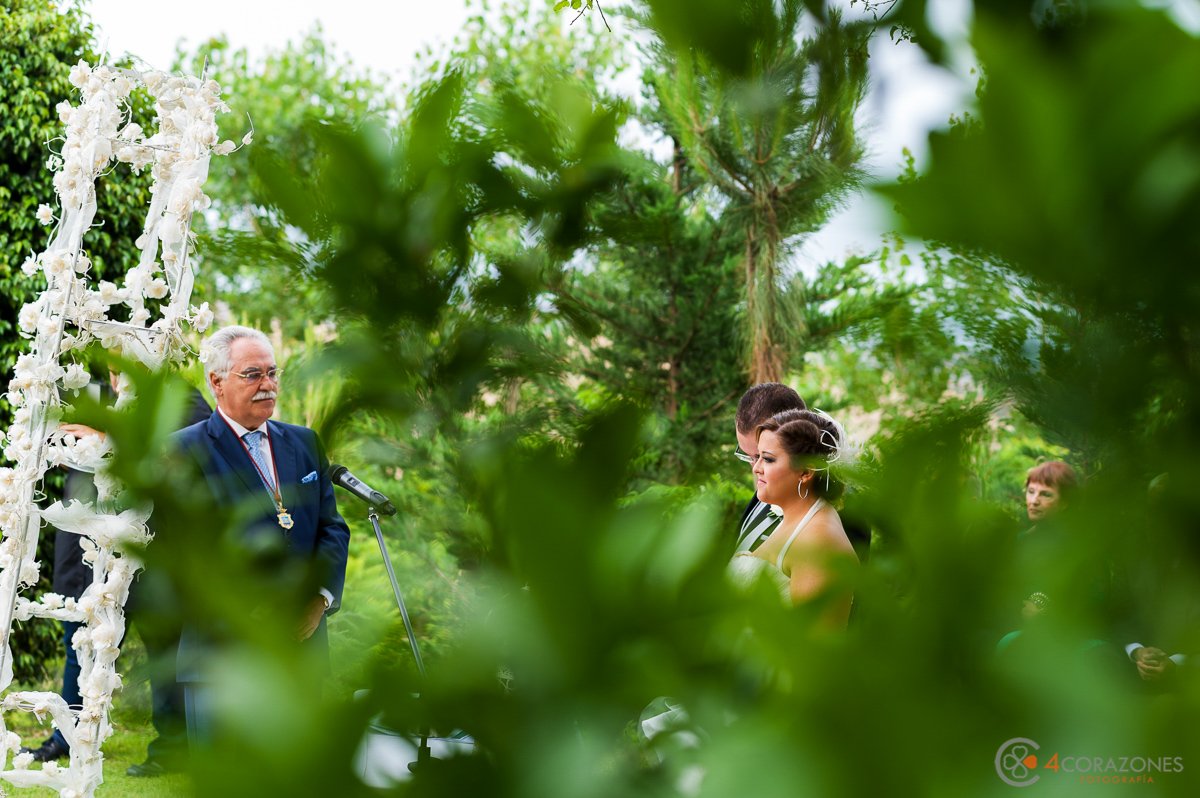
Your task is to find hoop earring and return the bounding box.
[797,481,809,500]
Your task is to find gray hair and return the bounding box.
[202,325,273,399]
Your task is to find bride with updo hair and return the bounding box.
[639,409,859,762]
[729,408,858,627]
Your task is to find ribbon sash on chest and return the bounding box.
[241,429,294,530]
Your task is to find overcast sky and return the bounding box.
[88,0,474,81]
[85,0,978,263]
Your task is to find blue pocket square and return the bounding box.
[301,470,318,484]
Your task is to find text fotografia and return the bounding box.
[995,738,1184,787]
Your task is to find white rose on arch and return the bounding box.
[68,60,90,87]
[41,251,68,277]
[144,278,169,299]
[38,314,65,339]
[17,304,39,335]
[158,217,185,246]
[191,301,214,331]
[97,280,125,305]
[123,267,151,297]
[61,364,91,391]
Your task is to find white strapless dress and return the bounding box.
[726,499,825,603]
[727,553,790,600]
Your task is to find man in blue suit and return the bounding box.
[170,325,350,744]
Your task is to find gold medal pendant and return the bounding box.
[277,509,294,530]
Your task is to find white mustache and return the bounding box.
[252,390,277,402]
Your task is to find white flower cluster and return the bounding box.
[24,63,231,371]
[0,61,239,797]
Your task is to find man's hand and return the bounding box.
[1021,592,1048,619]
[296,594,329,641]
[1132,646,1176,682]
[59,423,104,440]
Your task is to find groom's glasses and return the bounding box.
[231,367,283,383]
[733,447,759,464]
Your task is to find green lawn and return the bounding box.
[5,636,193,798]
[7,710,191,798]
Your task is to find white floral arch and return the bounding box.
[0,61,241,797]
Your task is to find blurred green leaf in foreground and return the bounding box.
[37,1,1200,796]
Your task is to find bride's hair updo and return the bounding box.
[756,409,845,500]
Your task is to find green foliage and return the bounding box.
[125,4,1193,796]
[881,2,1200,469]
[65,22,643,790]
[647,0,873,381]
[173,31,400,338]
[559,163,747,484]
[553,0,613,33]
[0,0,151,684]
[9,2,1200,796]
[792,240,1026,426]
[464,1,913,485]
[161,5,629,698]
[871,1,1200,786]
[643,0,769,76]
[969,409,1071,512]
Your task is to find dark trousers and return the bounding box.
[125,567,189,766]
[50,621,83,750]
[183,682,215,748]
[52,619,188,764]
[137,618,189,765]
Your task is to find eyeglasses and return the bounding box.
[734,447,759,464]
[230,367,283,383]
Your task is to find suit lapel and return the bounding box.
[736,501,779,552]
[269,421,301,500]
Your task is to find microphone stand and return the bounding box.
[368,507,432,770]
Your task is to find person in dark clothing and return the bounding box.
[1112,474,1195,693]
[22,380,211,777]
[995,460,1116,666]
[19,466,96,764]
[125,386,212,775]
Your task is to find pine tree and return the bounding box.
[648,1,871,382]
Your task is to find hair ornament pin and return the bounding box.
[811,408,861,490]
[812,408,855,462]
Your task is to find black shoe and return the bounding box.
[20,736,69,762]
[126,759,171,777]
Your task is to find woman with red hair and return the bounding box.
[1024,460,1078,524]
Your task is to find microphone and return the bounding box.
[328,464,397,516]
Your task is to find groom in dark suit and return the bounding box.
[170,325,350,743]
[732,383,806,552]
